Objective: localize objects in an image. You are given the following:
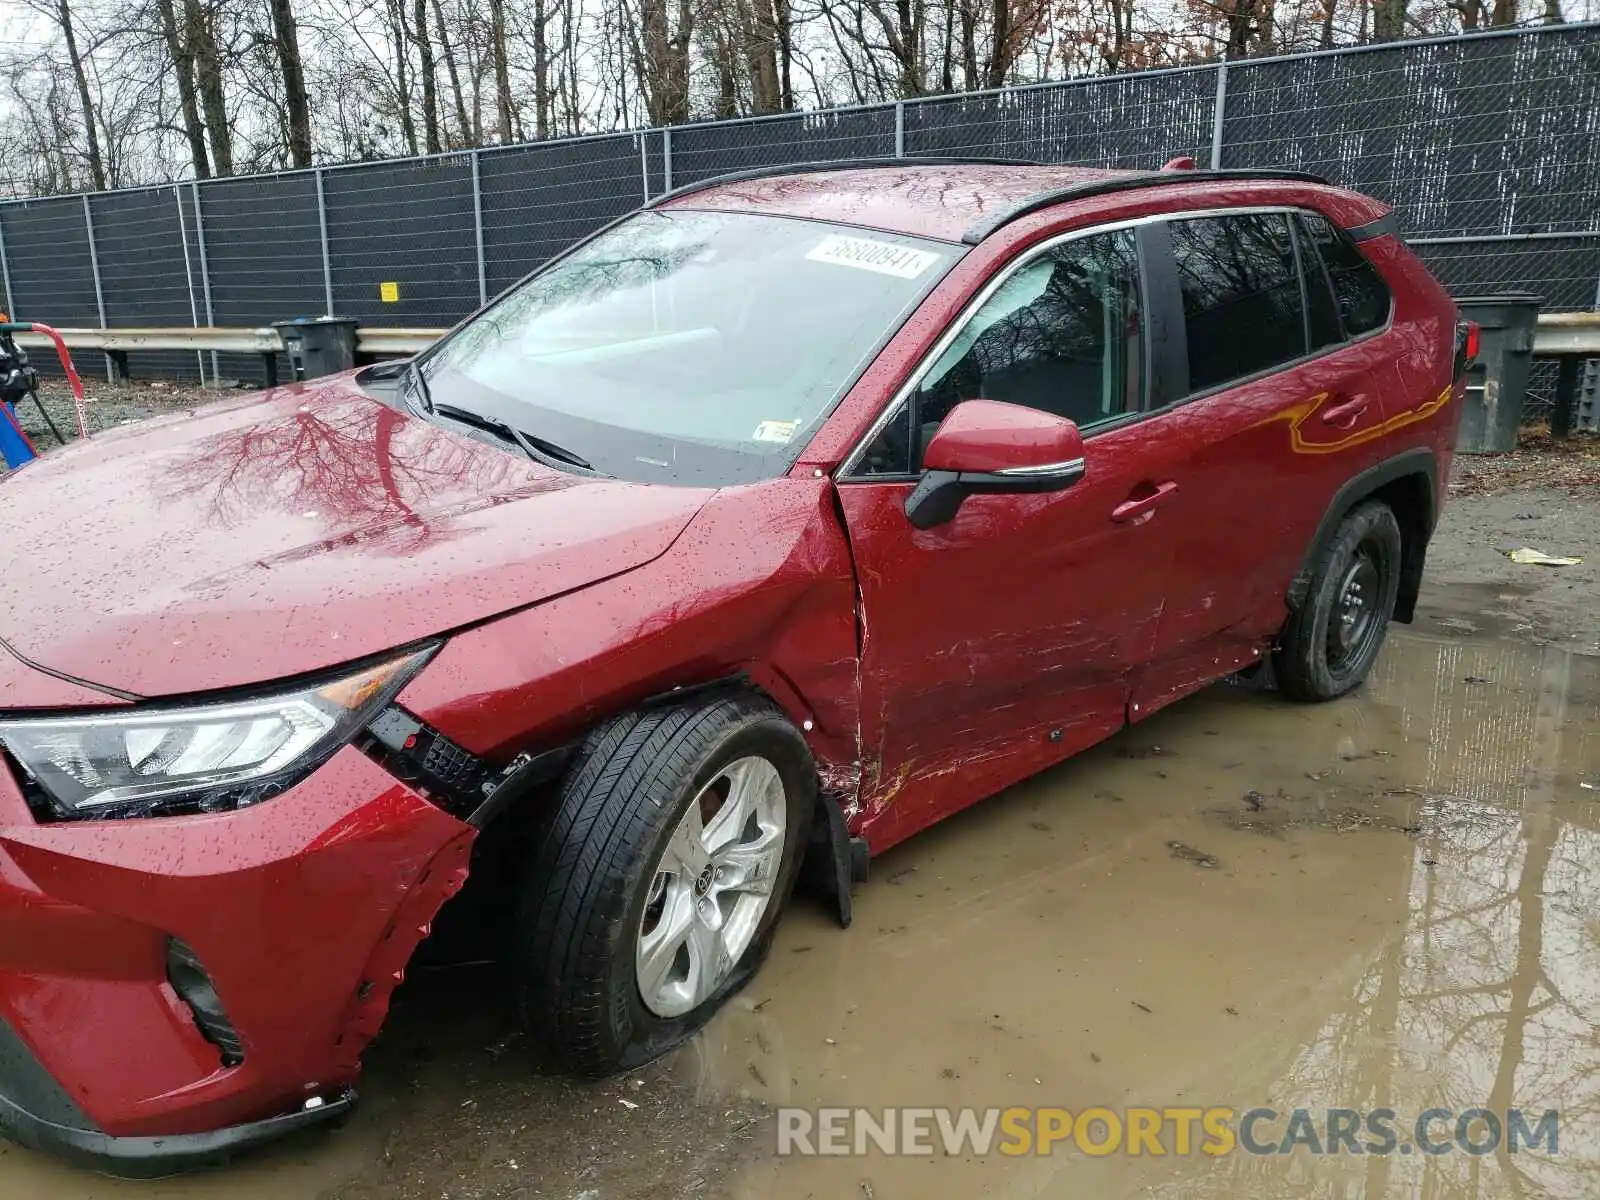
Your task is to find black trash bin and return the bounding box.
[1453,293,1541,454]
[272,317,360,382]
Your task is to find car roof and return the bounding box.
[660,163,1148,244]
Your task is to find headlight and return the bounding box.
[0,646,435,820]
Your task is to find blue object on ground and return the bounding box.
[0,400,36,468]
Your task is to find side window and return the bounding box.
[1170,212,1306,393]
[861,229,1143,474]
[1299,212,1392,337]
[1297,219,1344,352]
[854,399,914,475]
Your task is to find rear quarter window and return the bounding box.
[1298,212,1393,337]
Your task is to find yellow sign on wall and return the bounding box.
[379,281,400,303]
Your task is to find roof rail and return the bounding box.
[960,168,1330,244]
[647,156,1043,207]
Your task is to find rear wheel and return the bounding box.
[1274,500,1402,702]
[513,694,814,1076]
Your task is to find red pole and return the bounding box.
[27,323,89,438]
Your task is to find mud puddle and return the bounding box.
[2,624,1597,1199]
[711,629,1600,1199]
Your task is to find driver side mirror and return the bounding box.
[904,399,1086,530]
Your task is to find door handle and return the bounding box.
[1320,395,1372,427]
[1111,480,1178,523]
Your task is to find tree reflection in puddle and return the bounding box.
[1170,635,1600,1198]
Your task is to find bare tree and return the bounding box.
[701,9,740,114]
[525,0,556,136]
[431,0,473,144]
[2,61,78,194]
[627,0,695,123]
[382,0,420,152]
[153,0,211,177]
[25,0,110,189]
[817,0,929,98]
[1371,0,1407,39]
[739,0,785,110]
[488,0,515,140]
[267,0,315,165]
[1095,0,1144,69]
[1,0,1595,199]
[184,0,232,173]
[774,0,795,106]
[409,0,442,151]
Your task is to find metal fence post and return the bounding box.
[1579,269,1600,432]
[190,182,218,384]
[470,149,488,307]
[0,210,15,320]
[81,194,111,381]
[663,127,674,192]
[173,184,205,381]
[640,134,651,202]
[315,166,334,316]
[1209,57,1229,170]
[895,101,906,157]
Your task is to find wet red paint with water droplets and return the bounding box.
[0,163,1462,1152]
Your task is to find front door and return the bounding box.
[835,226,1181,853]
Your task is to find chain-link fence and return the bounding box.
[0,21,1595,396]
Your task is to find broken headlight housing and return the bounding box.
[0,646,435,820]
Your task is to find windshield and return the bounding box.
[422,209,957,485]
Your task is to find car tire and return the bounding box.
[1274,499,1402,702]
[513,693,816,1076]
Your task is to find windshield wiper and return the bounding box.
[405,358,435,415]
[433,403,600,474]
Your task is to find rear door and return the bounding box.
[836,226,1182,852]
[1130,208,1399,717]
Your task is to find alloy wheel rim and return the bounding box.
[635,756,787,1019]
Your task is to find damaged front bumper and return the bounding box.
[0,1020,357,1178]
[0,745,474,1176]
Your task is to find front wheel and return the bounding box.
[1274,499,1402,702]
[513,694,815,1076]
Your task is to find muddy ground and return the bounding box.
[1,385,1598,1199]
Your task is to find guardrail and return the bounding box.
[11,313,1598,431]
[11,325,449,386]
[12,326,282,355]
[1533,312,1600,354]
[353,328,449,357]
[1530,312,1600,437]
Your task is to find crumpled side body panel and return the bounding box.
[399,478,864,811]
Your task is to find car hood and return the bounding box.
[0,376,714,699]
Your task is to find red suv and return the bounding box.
[0,160,1466,1172]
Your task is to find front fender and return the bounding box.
[396,477,863,811]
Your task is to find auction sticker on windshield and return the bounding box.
[806,235,942,279]
[752,420,799,443]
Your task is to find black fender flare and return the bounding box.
[1285,447,1439,620]
[471,675,866,928]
